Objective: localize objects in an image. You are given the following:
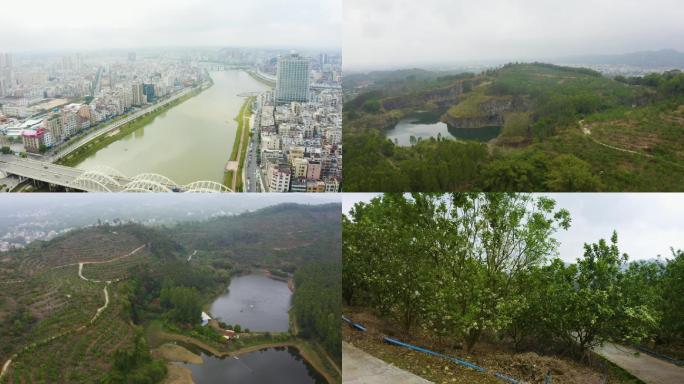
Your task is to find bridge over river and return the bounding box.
[0,156,231,193]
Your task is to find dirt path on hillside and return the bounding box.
[595,343,684,384]
[343,342,433,384]
[90,285,109,324]
[0,359,11,381]
[579,119,684,170]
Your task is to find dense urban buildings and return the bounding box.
[0,51,204,155]
[250,52,342,192]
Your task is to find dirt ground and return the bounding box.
[343,308,634,384]
[161,363,195,384]
[152,343,204,365]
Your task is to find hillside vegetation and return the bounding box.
[0,203,342,384]
[344,63,684,191]
[343,194,684,383]
[167,203,342,271]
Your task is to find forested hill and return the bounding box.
[344,62,684,192]
[167,203,341,269]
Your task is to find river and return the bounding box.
[74,70,269,184]
[387,111,501,146]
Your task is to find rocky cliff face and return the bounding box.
[444,96,528,129]
[381,78,482,111]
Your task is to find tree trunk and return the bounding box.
[465,328,481,354]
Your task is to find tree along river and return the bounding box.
[180,274,326,383]
[75,70,269,184]
[386,111,501,146]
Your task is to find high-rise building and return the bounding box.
[132,83,145,106]
[128,52,136,63]
[142,83,156,102]
[0,53,12,69]
[275,54,310,104]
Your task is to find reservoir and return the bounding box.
[184,347,326,384]
[183,274,325,383]
[75,70,269,184]
[387,112,501,146]
[209,274,292,332]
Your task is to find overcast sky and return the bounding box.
[0,0,341,52]
[344,0,684,70]
[343,193,684,263]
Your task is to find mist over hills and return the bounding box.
[557,49,684,69]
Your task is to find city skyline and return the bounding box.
[0,0,342,52]
[344,0,684,70]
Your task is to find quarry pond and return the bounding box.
[386,112,501,146]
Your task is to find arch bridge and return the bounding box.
[0,156,233,193]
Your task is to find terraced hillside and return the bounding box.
[0,225,156,384]
[344,63,684,191]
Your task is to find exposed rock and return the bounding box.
[444,96,528,129]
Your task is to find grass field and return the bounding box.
[223,96,254,191]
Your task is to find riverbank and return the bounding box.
[57,84,210,168]
[223,96,254,191]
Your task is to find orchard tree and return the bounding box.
[660,249,684,341]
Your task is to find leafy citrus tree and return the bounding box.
[513,233,659,359]
[343,193,571,352]
[660,249,684,342]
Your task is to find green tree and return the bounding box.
[168,287,201,324]
[545,154,602,191]
[660,249,684,341]
[344,193,571,353]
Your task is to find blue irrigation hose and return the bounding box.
[341,315,367,332]
[384,337,486,373]
[383,337,524,384]
[495,372,523,384]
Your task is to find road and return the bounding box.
[342,342,433,384]
[0,155,127,191]
[595,343,684,384]
[245,106,261,192]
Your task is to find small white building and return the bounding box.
[201,311,211,326]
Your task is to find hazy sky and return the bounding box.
[0,0,341,52]
[344,0,684,70]
[342,193,684,263]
